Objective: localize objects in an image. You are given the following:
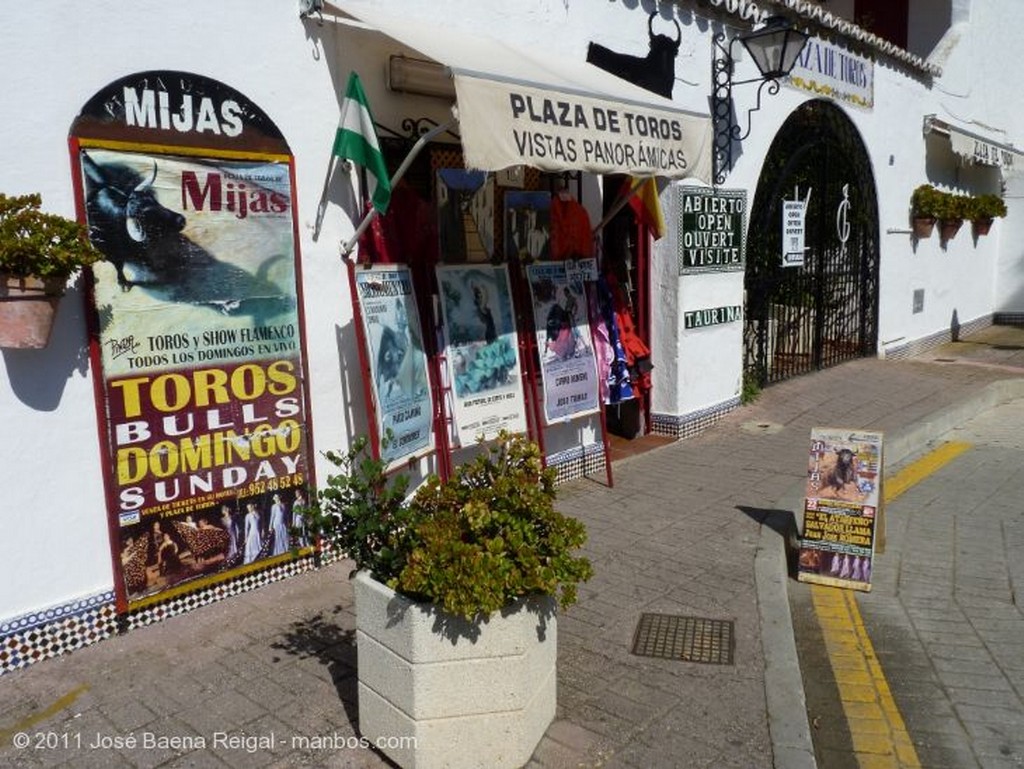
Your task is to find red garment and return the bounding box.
[357,182,438,265]
[605,272,652,392]
[550,195,594,260]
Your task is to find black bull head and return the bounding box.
[81,152,187,288]
[586,12,682,99]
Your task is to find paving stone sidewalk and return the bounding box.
[2,334,1023,769]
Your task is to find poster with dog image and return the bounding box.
[354,265,434,468]
[797,428,883,592]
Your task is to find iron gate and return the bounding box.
[744,100,879,387]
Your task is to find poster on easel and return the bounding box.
[797,428,883,592]
[353,265,434,468]
[436,264,527,446]
[526,262,600,423]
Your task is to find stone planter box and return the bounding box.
[353,570,557,769]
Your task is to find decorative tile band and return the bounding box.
[651,396,741,440]
[993,313,1024,327]
[1,597,118,676]
[0,554,321,677]
[884,314,992,360]
[0,590,116,636]
[546,441,607,485]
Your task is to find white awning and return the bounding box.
[329,0,712,183]
[924,115,1020,174]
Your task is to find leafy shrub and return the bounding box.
[0,193,101,279]
[308,431,593,621]
[974,193,1007,220]
[305,435,416,583]
[910,184,943,219]
[937,192,972,222]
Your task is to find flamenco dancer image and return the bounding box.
[243,502,263,565]
[270,493,290,556]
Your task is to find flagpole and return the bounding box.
[591,176,649,235]
[340,118,457,259]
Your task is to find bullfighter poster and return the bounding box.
[71,71,313,611]
[526,262,599,423]
[436,264,527,446]
[353,265,434,467]
[797,428,883,592]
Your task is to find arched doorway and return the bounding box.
[744,100,880,387]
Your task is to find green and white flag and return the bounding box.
[333,72,391,213]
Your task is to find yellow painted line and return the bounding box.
[811,440,973,768]
[0,684,89,747]
[883,441,972,503]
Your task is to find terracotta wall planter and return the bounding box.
[973,218,994,236]
[912,216,936,239]
[354,571,557,769]
[939,218,963,242]
[0,275,65,348]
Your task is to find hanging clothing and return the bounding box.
[595,276,634,403]
[357,181,438,264]
[604,272,652,393]
[587,282,614,403]
[550,195,594,260]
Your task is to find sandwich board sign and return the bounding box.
[797,428,883,592]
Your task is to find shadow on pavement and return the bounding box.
[736,505,800,579]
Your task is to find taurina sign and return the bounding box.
[70,70,313,611]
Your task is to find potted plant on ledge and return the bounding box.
[307,431,593,769]
[936,191,970,242]
[971,193,1007,236]
[910,184,943,238]
[0,193,101,348]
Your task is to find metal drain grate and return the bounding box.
[630,613,735,665]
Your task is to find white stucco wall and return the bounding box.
[3,0,1024,626]
[0,1,361,620]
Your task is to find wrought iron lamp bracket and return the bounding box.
[712,31,783,186]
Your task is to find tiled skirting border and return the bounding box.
[651,396,741,440]
[1,592,118,675]
[993,312,1024,327]
[884,313,993,360]
[546,441,607,484]
[0,554,323,677]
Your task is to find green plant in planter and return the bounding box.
[304,434,416,582]
[0,193,101,280]
[309,431,594,621]
[973,193,1007,220]
[934,191,971,222]
[910,184,944,220]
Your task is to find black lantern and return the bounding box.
[712,16,809,185]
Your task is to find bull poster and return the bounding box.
[797,428,883,592]
[436,264,527,446]
[71,72,313,611]
[526,262,599,423]
[353,266,434,467]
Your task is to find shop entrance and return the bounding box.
[743,100,880,387]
